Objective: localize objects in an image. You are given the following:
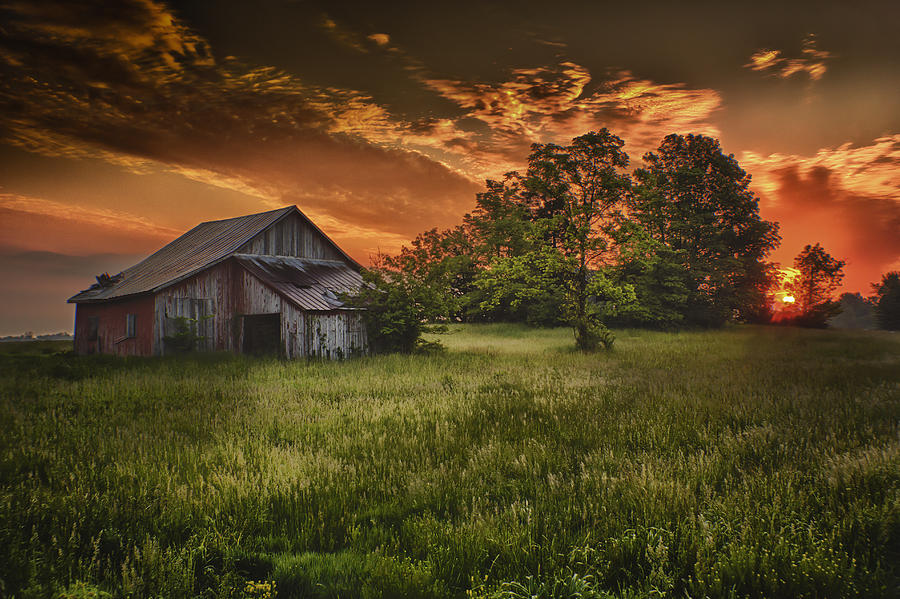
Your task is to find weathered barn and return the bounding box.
[68,206,367,358]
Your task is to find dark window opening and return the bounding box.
[87,316,99,340]
[126,313,136,338]
[241,314,281,356]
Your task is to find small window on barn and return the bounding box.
[126,313,136,338]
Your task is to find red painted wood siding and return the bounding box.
[74,295,155,356]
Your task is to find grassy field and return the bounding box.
[0,325,898,598]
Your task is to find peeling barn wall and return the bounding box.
[304,310,367,359]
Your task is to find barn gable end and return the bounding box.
[236,212,348,262]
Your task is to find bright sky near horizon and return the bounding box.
[0,0,898,334]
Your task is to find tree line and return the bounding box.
[349,130,900,352]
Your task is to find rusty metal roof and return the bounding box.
[234,254,364,311]
[68,205,357,303]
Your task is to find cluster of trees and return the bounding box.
[350,130,898,351]
[829,272,900,331]
[768,245,900,330]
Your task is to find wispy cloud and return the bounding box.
[745,34,833,81]
[743,135,900,201]
[0,192,182,255]
[320,16,399,54]
[0,193,183,240]
[319,15,368,52]
[418,63,722,176]
[368,33,391,47]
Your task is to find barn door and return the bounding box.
[242,314,281,356]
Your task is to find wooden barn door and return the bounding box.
[242,314,281,356]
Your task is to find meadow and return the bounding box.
[0,324,898,598]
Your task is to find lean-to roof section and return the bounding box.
[234,254,364,311]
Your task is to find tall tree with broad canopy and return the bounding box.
[608,221,692,329]
[521,129,635,349]
[632,134,780,326]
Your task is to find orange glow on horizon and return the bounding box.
[770,267,801,321]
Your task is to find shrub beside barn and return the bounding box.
[68,206,367,358]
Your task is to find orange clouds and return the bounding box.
[418,63,722,177]
[744,135,900,201]
[745,34,833,81]
[368,33,391,47]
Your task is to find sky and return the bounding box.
[0,0,898,335]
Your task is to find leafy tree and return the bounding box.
[609,222,692,328]
[471,246,568,325]
[521,130,633,349]
[792,243,845,327]
[794,243,845,310]
[738,260,784,324]
[873,271,900,330]
[343,268,442,354]
[632,134,780,326]
[466,174,534,261]
[574,268,637,350]
[385,225,479,321]
[386,172,553,322]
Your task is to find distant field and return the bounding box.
[0,340,71,354]
[1,325,898,598]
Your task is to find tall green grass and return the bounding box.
[0,325,897,598]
